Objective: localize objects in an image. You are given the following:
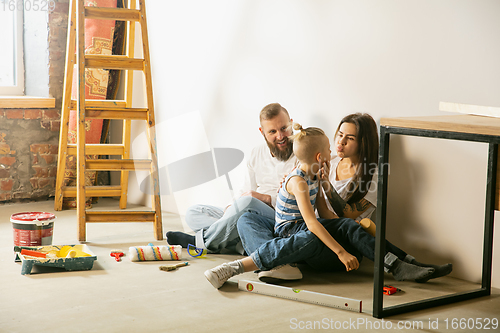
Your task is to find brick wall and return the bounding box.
[0,108,61,201]
[0,0,68,202]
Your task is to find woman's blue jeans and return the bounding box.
[237,211,407,271]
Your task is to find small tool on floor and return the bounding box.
[383,285,402,295]
[159,262,189,271]
[110,250,124,262]
[187,244,207,258]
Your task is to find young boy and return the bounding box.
[205,124,445,289]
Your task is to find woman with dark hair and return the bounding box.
[321,113,379,222]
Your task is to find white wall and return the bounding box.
[127,0,500,287]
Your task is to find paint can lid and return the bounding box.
[11,212,56,224]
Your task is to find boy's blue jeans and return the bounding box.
[237,211,407,271]
[185,197,275,254]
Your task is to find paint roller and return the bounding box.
[129,243,182,262]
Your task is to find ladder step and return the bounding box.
[85,211,156,223]
[70,99,127,109]
[67,144,125,155]
[85,55,144,70]
[62,185,122,197]
[86,107,148,120]
[86,159,152,171]
[84,6,141,21]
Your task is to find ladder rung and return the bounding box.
[85,7,141,21]
[86,108,148,120]
[85,211,156,223]
[67,144,125,155]
[85,55,144,70]
[70,99,127,109]
[86,159,152,171]
[62,185,122,197]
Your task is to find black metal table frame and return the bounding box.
[373,125,499,318]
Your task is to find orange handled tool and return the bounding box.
[110,250,124,262]
[21,249,47,258]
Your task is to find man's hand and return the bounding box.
[277,167,296,193]
[337,250,359,272]
[241,190,272,206]
[277,173,288,193]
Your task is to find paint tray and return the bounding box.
[14,245,97,275]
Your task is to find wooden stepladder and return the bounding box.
[54,0,162,241]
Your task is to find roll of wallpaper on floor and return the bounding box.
[129,243,182,261]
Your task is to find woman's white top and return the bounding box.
[327,156,378,221]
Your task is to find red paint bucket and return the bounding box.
[12,212,55,247]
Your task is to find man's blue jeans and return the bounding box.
[185,197,275,254]
[237,212,407,271]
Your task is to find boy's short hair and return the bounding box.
[290,123,327,163]
[260,103,290,123]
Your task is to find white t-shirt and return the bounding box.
[327,156,378,221]
[235,143,299,208]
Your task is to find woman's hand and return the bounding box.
[320,160,330,180]
[320,161,332,192]
[337,250,359,272]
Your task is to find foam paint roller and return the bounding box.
[58,245,91,258]
[129,243,182,262]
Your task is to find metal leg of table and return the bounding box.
[482,143,497,291]
[372,130,496,319]
[373,126,389,318]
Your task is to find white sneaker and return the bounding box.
[204,263,238,289]
[258,264,303,283]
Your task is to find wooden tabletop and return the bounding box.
[381,114,500,210]
[380,115,500,137]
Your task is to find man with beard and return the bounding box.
[166,103,298,258]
